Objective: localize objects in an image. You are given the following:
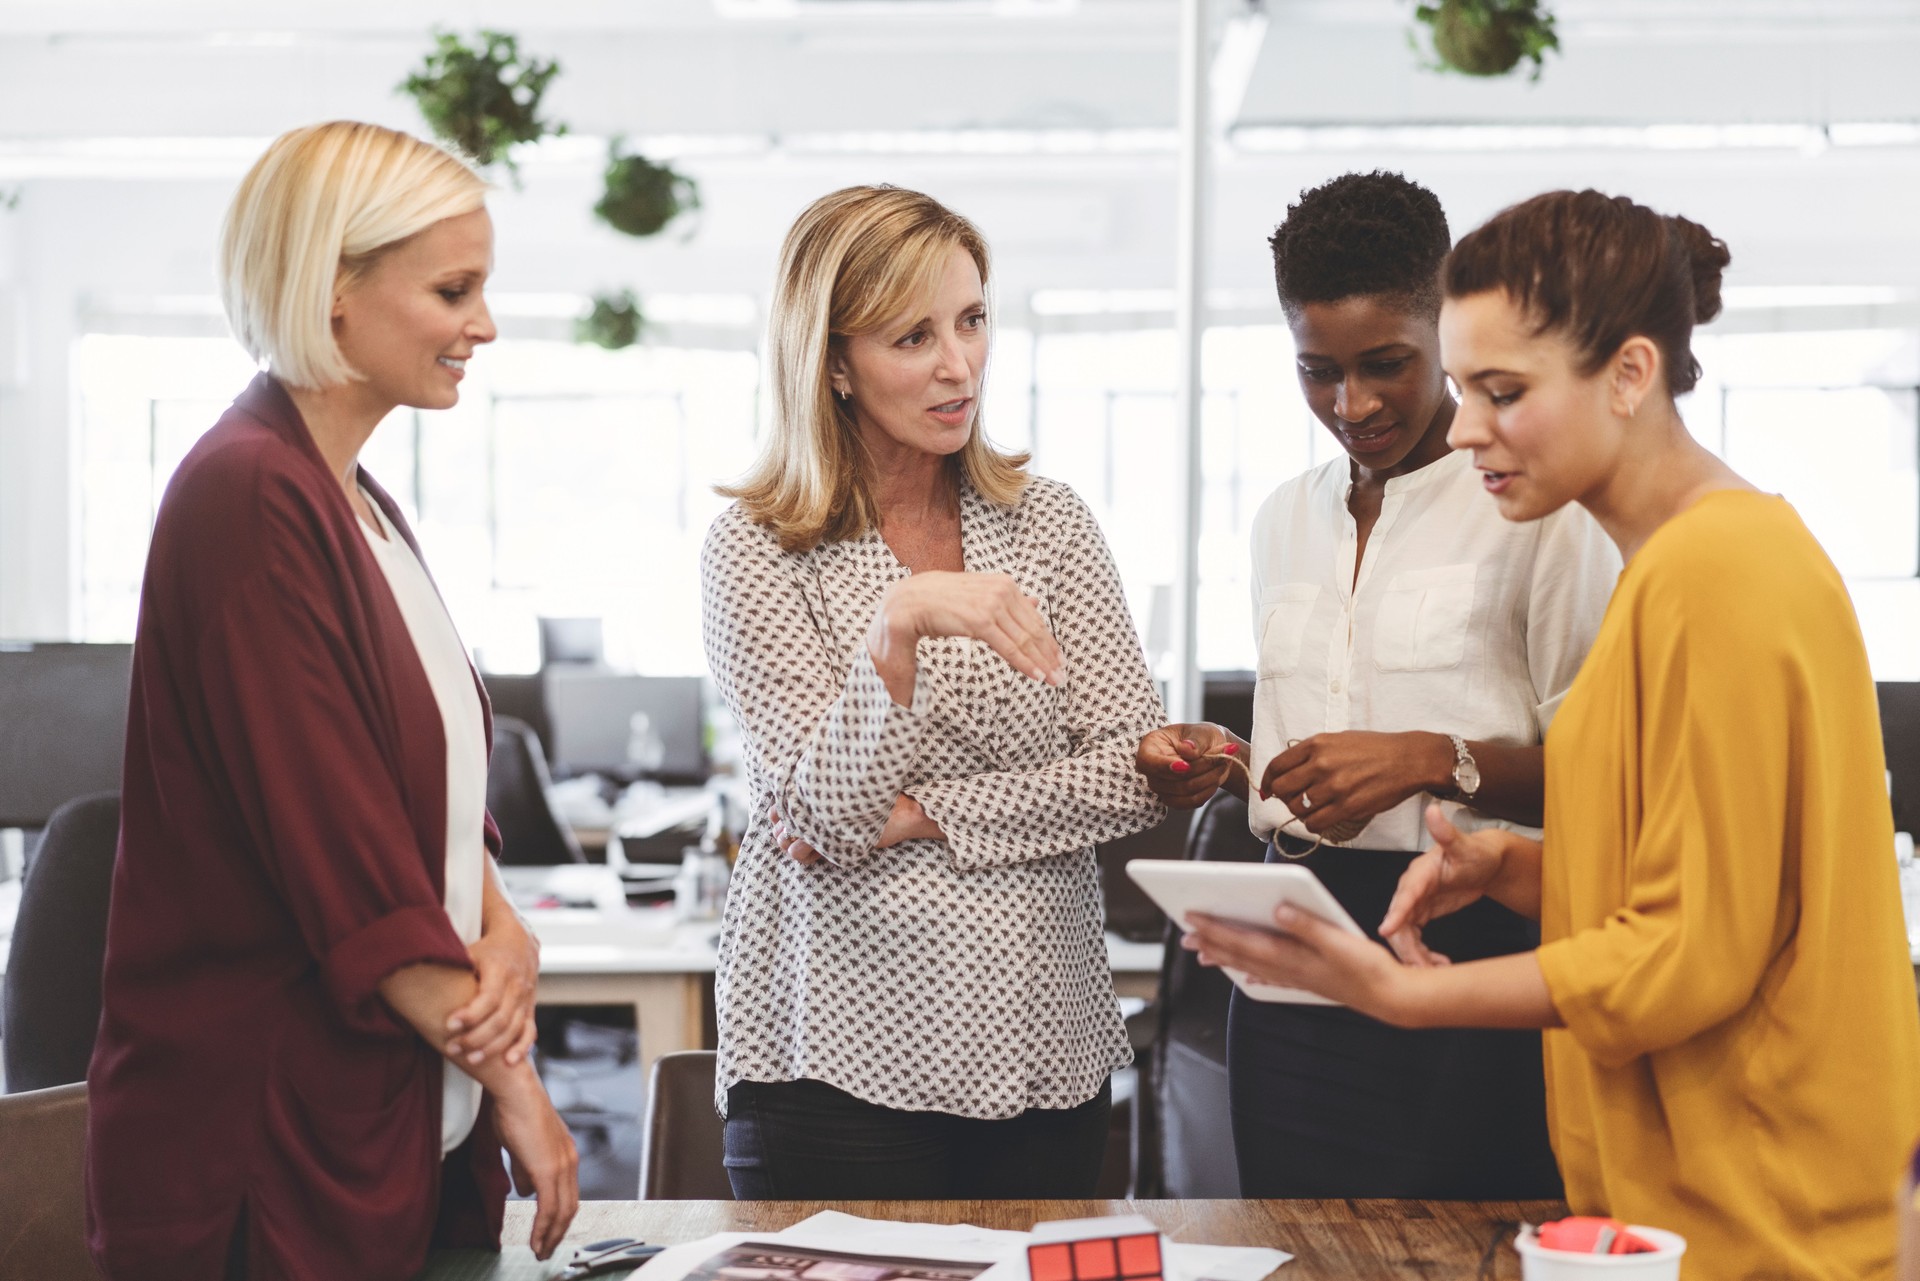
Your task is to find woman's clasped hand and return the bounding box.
[1132,723,1245,808]
[1134,721,1454,841]
[446,904,541,1067]
[1256,731,1455,837]
[770,793,942,865]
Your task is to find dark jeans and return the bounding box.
[1227,838,1563,1200]
[724,1077,1112,1200]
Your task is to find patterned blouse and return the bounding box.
[700,474,1167,1120]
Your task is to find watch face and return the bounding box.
[1455,759,1481,796]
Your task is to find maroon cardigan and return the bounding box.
[86,374,509,1280]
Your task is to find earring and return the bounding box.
[835,389,850,403]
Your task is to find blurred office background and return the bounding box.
[2,0,1918,680]
[4,0,1920,1200]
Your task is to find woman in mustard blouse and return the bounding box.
[1185,189,1920,1280]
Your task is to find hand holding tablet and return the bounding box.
[1125,859,1368,1005]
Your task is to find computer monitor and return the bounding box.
[543,671,707,781]
[0,642,133,828]
[538,616,606,668]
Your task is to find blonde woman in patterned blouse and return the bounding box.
[700,185,1167,1199]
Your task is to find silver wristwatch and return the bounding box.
[1447,734,1481,799]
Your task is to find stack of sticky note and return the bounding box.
[1026,1215,1164,1281]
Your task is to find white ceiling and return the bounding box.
[1,0,1914,142]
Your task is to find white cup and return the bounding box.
[1514,1225,1687,1281]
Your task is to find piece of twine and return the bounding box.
[1202,748,1366,859]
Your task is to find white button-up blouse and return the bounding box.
[700,475,1167,1120]
[1246,448,1621,852]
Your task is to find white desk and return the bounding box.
[529,907,718,1089]
[527,904,1165,1087]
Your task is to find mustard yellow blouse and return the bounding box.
[1538,490,1920,1280]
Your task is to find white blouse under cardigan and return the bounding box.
[357,491,488,1154]
[1246,448,1621,852]
[700,476,1167,1120]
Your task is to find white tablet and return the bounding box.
[1125,859,1368,1006]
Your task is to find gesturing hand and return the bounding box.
[1135,723,1244,808]
[1378,803,1514,967]
[868,571,1064,688]
[1258,730,1450,837]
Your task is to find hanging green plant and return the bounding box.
[1412,0,1559,81]
[399,30,564,179]
[576,290,645,351]
[594,140,701,239]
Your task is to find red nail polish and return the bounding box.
[1170,760,1190,773]
[1222,743,1238,755]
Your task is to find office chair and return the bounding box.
[487,718,587,866]
[1130,789,1265,1198]
[0,1082,95,1281]
[481,673,555,770]
[639,1051,731,1200]
[3,792,119,1092]
[1878,682,1920,835]
[1095,815,1188,943]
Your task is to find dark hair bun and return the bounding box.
[1666,215,1730,326]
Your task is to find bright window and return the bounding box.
[72,334,759,674]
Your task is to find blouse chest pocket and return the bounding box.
[1256,584,1321,679]
[1373,563,1477,672]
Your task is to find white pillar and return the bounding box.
[1169,0,1211,722]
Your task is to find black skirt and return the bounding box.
[1225,835,1563,1199]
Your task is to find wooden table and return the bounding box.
[422,1198,1569,1281]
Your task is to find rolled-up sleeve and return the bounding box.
[701,510,933,868]
[195,550,470,1039]
[1536,571,1787,1069]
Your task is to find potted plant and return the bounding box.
[1412,0,1559,80]
[576,290,645,350]
[594,139,701,239]
[400,30,564,179]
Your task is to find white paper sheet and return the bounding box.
[625,1211,1290,1281]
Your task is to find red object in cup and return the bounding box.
[1536,1217,1659,1255]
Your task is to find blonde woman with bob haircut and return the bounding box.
[87,121,577,1280]
[702,185,1167,1198]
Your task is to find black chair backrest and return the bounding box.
[1879,682,1920,835]
[0,1082,95,1280]
[3,793,119,1093]
[481,673,555,768]
[487,718,587,866]
[640,1051,732,1200]
[0,643,131,829]
[1095,814,1188,943]
[1140,790,1266,1198]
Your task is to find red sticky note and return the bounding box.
[1029,1244,1075,1281]
[1072,1239,1119,1281]
[1117,1235,1161,1277]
